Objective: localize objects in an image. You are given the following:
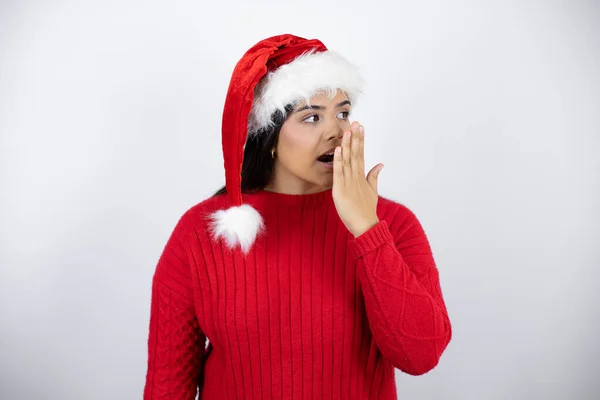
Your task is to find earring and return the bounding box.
[271,148,275,159]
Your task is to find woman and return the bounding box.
[143,34,452,399]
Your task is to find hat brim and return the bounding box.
[248,48,365,135]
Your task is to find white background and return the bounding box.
[1,1,599,399]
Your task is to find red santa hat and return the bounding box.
[209,33,364,254]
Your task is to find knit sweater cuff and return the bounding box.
[348,220,394,260]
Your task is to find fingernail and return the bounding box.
[360,126,364,133]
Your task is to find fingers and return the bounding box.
[350,122,364,179]
[358,124,364,159]
[338,121,383,195]
[366,163,384,194]
[342,129,352,184]
[342,122,364,183]
[333,145,343,185]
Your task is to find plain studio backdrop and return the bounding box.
[1,1,598,399]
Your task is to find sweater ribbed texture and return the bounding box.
[143,188,451,399]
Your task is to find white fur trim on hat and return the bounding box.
[208,204,265,254]
[247,48,365,135]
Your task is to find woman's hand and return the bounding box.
[332,121,384,238]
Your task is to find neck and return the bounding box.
[248,186,334,208]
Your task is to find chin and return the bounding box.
[296,165,333,189]
[317,174,334,187]
[299,175,331,190]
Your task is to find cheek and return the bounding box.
[340,120,351,131]
[287,137,315,163]
[280,127,317,164]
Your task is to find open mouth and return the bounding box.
[317,147,336,164]
[317,153,334,164]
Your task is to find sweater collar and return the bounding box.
[245,187,334,208]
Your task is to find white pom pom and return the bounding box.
[208,204,265,254]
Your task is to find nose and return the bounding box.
[325,120,346,142]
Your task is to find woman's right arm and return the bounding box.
[143,213,206,399]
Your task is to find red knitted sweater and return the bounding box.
[143,188,451,399]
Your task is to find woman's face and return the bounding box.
[267,89,352,194]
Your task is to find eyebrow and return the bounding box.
[293,99,352,114]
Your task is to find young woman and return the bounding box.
[143,34,452,399]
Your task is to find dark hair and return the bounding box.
[212,103,295,197]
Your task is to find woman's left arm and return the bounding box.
[348,208,452,376]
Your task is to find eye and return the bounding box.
[302,110,351,124]
[338,110,351,119]
[303,114,320,123]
